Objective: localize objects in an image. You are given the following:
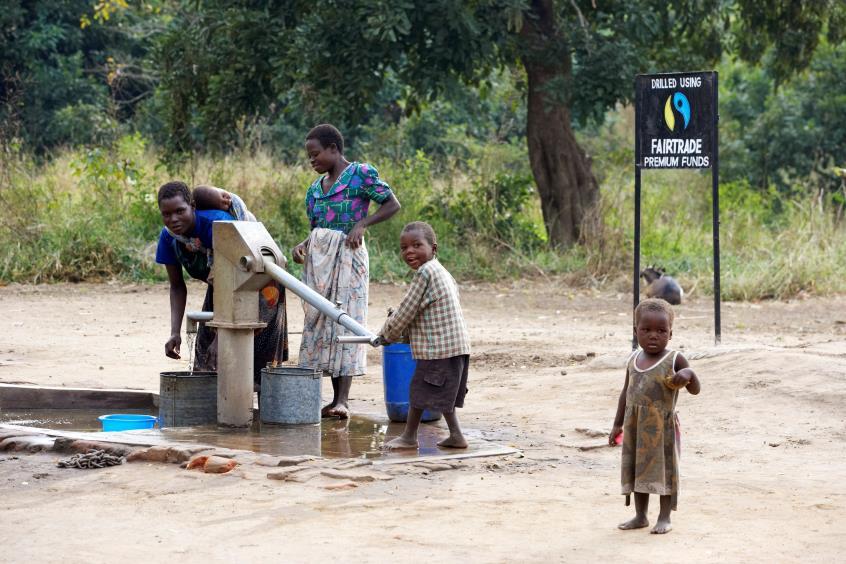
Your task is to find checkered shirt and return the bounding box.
[379,258,471,359]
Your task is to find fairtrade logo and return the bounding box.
[663,92,691,132]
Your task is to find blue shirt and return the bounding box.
[155,209,234,265]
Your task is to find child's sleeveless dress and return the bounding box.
[621,349,681,510]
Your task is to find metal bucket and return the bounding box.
[158,371,217,427]
[260,365,321,425]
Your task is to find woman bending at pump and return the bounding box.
[155,181,288,386]
[292,124,401,419]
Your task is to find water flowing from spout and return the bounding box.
[186,330,196,372]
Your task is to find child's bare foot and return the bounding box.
[384,436,418,449]
[437,435,468,448]
[650,518,672,534]
[618,516,649,530]
[321,402,337,418]
[327,403,350,419]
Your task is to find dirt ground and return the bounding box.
[1,280,845,563]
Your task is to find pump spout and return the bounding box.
[185,311,214,334]
[260,255,381,347]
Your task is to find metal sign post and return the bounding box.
[634,71,720,346]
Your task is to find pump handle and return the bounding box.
[336,335,383,347]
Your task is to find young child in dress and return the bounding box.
[379,221,471,450]
[609,298,700,534]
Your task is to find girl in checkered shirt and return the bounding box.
[379,222,471,450]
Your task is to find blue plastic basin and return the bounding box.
[382,343,441,422]
[98,414,157,432]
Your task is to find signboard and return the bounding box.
[635,71,716,169]
[633,70,721,345]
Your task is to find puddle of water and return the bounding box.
[0,408,153,432]
[0,409,491,461]
[158,415,490,460]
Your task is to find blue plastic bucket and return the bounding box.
[98,414,158,432]
[382,343,441,422]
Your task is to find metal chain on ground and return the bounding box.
[57,449,124,469]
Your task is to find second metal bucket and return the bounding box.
[260,365,322,425]
[159,371,217,427]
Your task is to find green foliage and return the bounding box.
[722,42,846,195]
[147,0,730,152]
[356,68,527,168]
[2,130,846,300]
[0,140,563,284]
[360,142,566,282]
[0,134,162,283]
[128,0,843,247]
[564,0,725,125]
[70,133,159,240]
[3,1,846,298]
[152,3,288,157]
[732,0,846,85]
[0,0,151,150]
[54,102,120,147]
[442,171,542,248]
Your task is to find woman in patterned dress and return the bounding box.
[292,124,401,418]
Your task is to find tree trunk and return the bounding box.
[520,0,599,248]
